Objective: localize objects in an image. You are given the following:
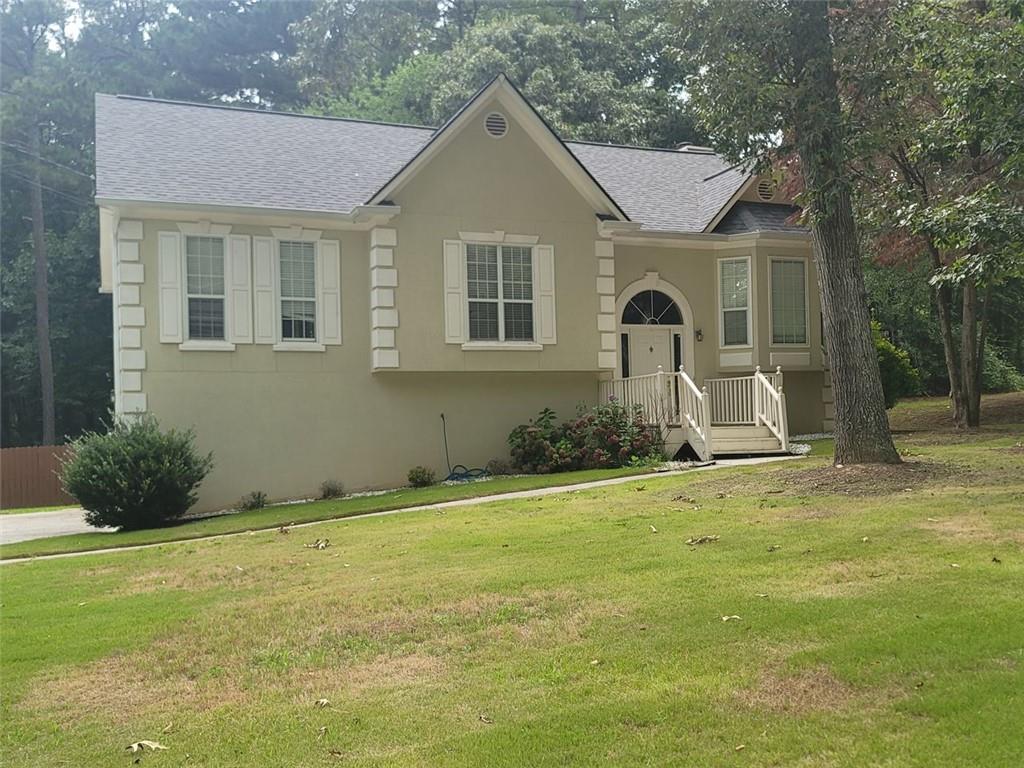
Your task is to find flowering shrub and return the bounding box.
[508,402,663,474]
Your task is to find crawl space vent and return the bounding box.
[484,112,508,138]
[756,178,776,201]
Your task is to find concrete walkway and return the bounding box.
[1,455,797,563]
[0,507,111,545]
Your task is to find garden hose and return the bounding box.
[440,413,489,482]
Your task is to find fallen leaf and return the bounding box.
[721,615,742,622]
[315,698,331,708]
[686,535,719,545]
[161,723,174,734]
[126,741,167,753]
[927,517,938,522]
[305,539,331,550]
[235,565,245,572]
[590,659,600,666]
[735,744,746,751]
[479,714,493,724]
[755,593,768,598]
[992,556,1002,564]
[633,485,647,492]
[862,537,869,542]
[278,526,291,535]
[649,524,658,533]
[767,544,781,552]
[950,563,961,568]
[317,726,327,741]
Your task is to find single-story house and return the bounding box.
[94,74,830,510]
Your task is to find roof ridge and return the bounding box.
[100,93,438,131]
[568,139,718,156]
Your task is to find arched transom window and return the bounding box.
[621,289,683,325]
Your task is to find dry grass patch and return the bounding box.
[917,514,1024,545]
[737,664,859,714]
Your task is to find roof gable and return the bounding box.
[368,75,629,221]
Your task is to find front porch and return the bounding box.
[598,366,790,460]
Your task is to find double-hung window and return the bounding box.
[770,258,807,344]
[467,243,534,342]
[279,240,317,341]
[719,257,750,347]
[185,235,226,340]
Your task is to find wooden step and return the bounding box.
[710,425,773,439]
[712,436,785,454]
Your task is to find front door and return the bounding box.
[627,327,672,377]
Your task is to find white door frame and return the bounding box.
[615,272,696,378]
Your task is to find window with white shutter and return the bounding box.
[185,235,227,340]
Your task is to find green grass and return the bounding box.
[2,396,1022,766]
[0,466,654,560]
[0,505,75,516]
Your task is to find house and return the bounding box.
[93,75,829,510]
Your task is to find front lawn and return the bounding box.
[0,466,656,560]
[1,397,1021,766]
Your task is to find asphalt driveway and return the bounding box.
[0,508,112,544]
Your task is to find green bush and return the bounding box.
[319,479,345,499]
[508,402,663,474]
[408,466,436,487]
[60,416,213,531]
[237,491,267,511]
[982,346,1024,393]
[873,322,923,408]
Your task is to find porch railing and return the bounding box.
[677,368,713,460]
[598,365,789,459]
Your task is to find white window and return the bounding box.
[185,235,226,340]
[718,257,750,347]
[466,243,534,342]
[279,240,317,341]
[771,259,808,345]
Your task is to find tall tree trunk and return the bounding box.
[927,244,966,427]
[960,280,986,428]
[790,0,900,464]
[29,125,57,446]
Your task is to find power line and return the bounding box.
[0,141,95,180]
[3,170,94,207]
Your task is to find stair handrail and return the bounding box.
[677,366,713,460]
[754,366,789,451]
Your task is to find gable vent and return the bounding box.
[756,177,776,201]
[484,111,508,138]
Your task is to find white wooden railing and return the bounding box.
[754,366,789,451]
[599,365,788,459]
[677,367,713,460]
[598,367,679,428]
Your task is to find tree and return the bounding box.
[840,0,1024,428]
[681,0,900,464]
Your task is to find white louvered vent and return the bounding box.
[757,178,776,201]
[484,111,508,138]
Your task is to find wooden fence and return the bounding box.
[0,445,75,509]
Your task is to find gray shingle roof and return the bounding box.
[95,94,433,213]
[94,94,760,232]
[713,202,804,235]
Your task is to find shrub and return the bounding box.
[485,458,513,476]
[982,346,1024,393]
[508,402,664,474]
[319,479,345,499]
[408,466,436,487]
[873,322,923,408]
[237,491,267,511]
[60,415,213,531]
[508,407,566,473]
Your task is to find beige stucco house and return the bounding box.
[94,75,830,510]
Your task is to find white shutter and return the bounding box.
[534,244,556,344]
[227,234,253,343]
[253,236,276,344]
[443,239,466,343]
[157,231,183,343]
[317,239,342,345]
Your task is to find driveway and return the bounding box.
[0,508,112,544]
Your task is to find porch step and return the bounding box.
[711,425,773,439]
[711,436,786,454]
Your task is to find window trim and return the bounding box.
[273,235,321,346]
[180,232,232,350]
[717,255,753,350]
[768,255,811,348]
[463,241,536,345]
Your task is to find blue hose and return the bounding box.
[441,413,489,482]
